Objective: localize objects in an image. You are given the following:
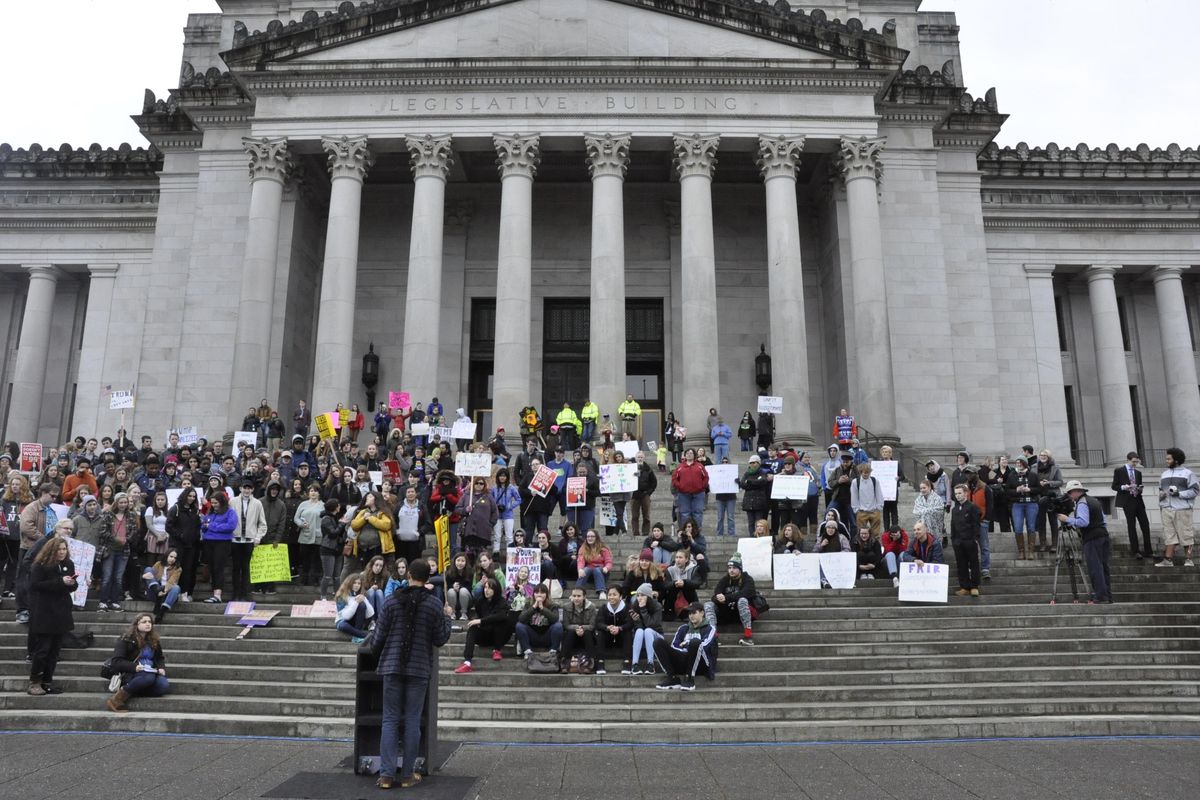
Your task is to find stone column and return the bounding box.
[72,263,120,436]
[673,133,721,442]
[838,136,897,439]
[311,135,374,415]
[1153,266,1200,453]
[491,134,540,439]
[585,133,631,421]
[400,134,454,408]
[1024,264,1073,461]
[228,137,292,430]
[758,134,813,445]
[7,264,60,441]
[1087,264,1136,464]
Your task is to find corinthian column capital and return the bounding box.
[757,134,806,180]
[321,135,374,181]
[404,134,454,180]
[243,136,293,183]
[673,133,720,179]
[584,133,631,179]
[837,135,885,184]
[493,133,541,179]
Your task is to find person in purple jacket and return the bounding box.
[200,491,237,604]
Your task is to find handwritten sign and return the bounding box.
[898,561,949,603]
[249,544,292,583]
[429,425,453,441]
[529,465,557,497]
[770,474,810,500]
[237,609,279,627]
[599,463,637,494]
[315,413,337,440]
[455,452,492,477]
[233,431,258,451]
[109,390,135,410]
[566,476,586,507]
[735,537,773,581]
[338,408,350,428]
[707,464,740,495]
[818,552,857,589]
[773,553,820,590]
[757,396,783,414]
[223,601,256,616]
[389,391,410,410]
[410,423,430,436]
[19,442,42,473]
[451,420,478,441]
[871,460,899,502]
[66,538,96,608]
[597,495,617,527]
[615,441,640,460]
[382,460,402,483]
[506,547,542,587]
[175,426,199,446]
[291,600,338,618]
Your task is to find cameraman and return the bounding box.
[1055,480,1114,604]
[1156,447,1198,567]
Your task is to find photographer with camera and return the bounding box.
[1055,480,1114,604]
[1156,447,1198,568]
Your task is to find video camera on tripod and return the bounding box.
[1048,489,1092,604]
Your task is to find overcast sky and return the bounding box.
[0,0,1196,149]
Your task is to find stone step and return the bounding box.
[0,692,353,718]
[0,709,352,739]
[1,676,356,700]
[0,660,352,683]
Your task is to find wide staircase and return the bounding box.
[1,450,1197,742]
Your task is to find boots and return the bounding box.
[106,688,129,713]
[27,681,46,696]
[1035,531,1047,557]
[1015,534,1026,560]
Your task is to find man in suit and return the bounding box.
[1112,451,1152,559]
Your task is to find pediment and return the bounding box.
[222,0,908,69]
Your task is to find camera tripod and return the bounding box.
[1050,523,1092,604]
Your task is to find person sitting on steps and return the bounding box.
[514,583,563,664]
[105,612,169,712]
[142,548,182,623]
[654,602,717,692]
[453,578,513,673]
[704,554,756,646]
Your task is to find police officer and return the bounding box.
[1056,479,1114,603]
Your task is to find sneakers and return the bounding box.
[97,603,109,612]
[180,593,192,603]
[955,588,970,596]
[679,677,695,691]
[42,683,63,695]
[1155,559,1174,568]
[656,677,680,690]
[861,574,874,581]
[1,590,15,599]
[970,588,980,597]
[1185,559,1195,567]
[595,661,607,676]
[454,662,473,674]
[981,570,991,580]
[451,624,463,633]
[204,596,223,603]
[739,627,754,646]
[631,662,644,675]
[264,589,277,596]
[491,649,503,661]
[621,661,632,675]
[15,610,28,624]
[350,636,366,644]
[892,577,900,588]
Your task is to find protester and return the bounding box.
[704,554,756,646]
[627,583,664,674]
[334,573,374,643]
[514,583,562,662]
[142,549,182,622]
[653,602,717,691]
[575,529,612,598]
[28,535,76,696]
[950,484,982,597]
[105,612,169,712]
[200,490,237,604]
[454,578,512,672]
[593,585,632,675]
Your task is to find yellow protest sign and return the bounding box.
[339,408,350,427]
[249,544,292,584]
[435,514,451,573]
[315,413,336,440]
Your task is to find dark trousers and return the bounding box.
[29,632,63,683]
[206,540,231,595]
[562,626,599,660]
[1,539,19,592]
[15,547,31,611]
[953,539,981,589]
[596,628,631,662]
[173,545,198,595]
[1123,501,1153,555]
[653,637,702,678]
[662,585,698,618]
[294,543,321,584]
[231,542,254,600]
[630,494,652,538]
[1083,536,1114,602]
[1037,501,1061,546]
[745,509,766,534]
[463,617,515,661]
[882,500,899,530]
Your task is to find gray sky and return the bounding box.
[0,0,1196,149]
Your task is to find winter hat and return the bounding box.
[840,451,853,461]
[636,583,653,597]
[113,492,128,505]
[727,553,743,570]
[82,495,99,507]
[639,547,653,560]
[747,455,761,464]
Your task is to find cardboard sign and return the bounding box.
[338,408,350,427]
[109,390,135,410]
[454,452,492,477]
[770,474,810,500]
[368,470,383,488]
[735,536,773,581]
[165,488,184,508]
[249,544,292,584]
[315,413,337,440]
[66,538,96,608]
[819,552,857,589]
[871,460,899,502]
[599,463,637,494]
[175,426,199,446]
[529,465,557,497]
[19,442,42,473]
[237,609,279,627]
[506,547,542,587]
[773,553,821,591]
[645,440,657,451]
[233,431,258,451]
[451,419,478,441]
[291,601,338,618]
[389,391,410,410]
[430,425,453,441]
[382,460,402,483]
[707,464,740,495]
[597,495,617,526]
[615,441,640,460]
[434,514,451,573]
[757,395,783,414]
[223,601,256,616]
[49,503,71,525]
[411,423,430,436]
[566,476,587,507]
[898,561,949,603]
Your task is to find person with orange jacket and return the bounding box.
[60,456,99,504]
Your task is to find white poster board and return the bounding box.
[770,474,810,500]
[597,495,617,527]
[707,464,740,495]
[898,561,949,603]
[818,552,857,589]
[49,503,71,525]
[871,460,899,502]
[615,441,640,460]
[66,538,96,608]
[109,391,135,410]
[368,470,383,488]
[429,426,454,441]
[165,488,184,508]
[757,395,783,414]
[599,463,637,494]
[773,553,821,590]
[454,452,492,477]
[411,423,430,436]
[172,426,199,446]
[735,536,773,582]
[451,420,478,441]
[233,432,258,451]
[506,547,542,587]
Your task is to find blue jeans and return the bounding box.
[336,602,370,638]
[632,627,662,665]
[713,442,729,462]
[569,508,595,534]
[366,587,386,615]
[677,492,705,529]
[715,498,736,537]
[979,522,991,571]
[740,438,752,452]
[380,674,429,780]
[515,621,563,652]
[1082,536,1113,602]
[100,552,129,605]
[144,579,181,610]
[124,671,170,697]
[582,420,595,443]
[576,566,607,593]
[1012,502,1038,536]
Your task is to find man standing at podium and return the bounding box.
[365,559,452,789]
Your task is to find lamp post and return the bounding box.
[755,343,772,392]
[362,342,379,413]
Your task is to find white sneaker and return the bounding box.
[861,575,874,581]
[1185,559,1195,567]
[892,577,900,588]
[1156,559,1173,568]
[180,593,192,603]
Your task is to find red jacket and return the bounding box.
[671,461,709,495]
[882,529,909,556]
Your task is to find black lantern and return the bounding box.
[362,342,379,411]
[755,343,772,391]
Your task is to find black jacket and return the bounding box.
[627,596,664,633]
[950,500,981,542]
[166,502,202,548]
[110,635,166,679]
[1111,465,1145,510]
[1005,469,1042,504]
[29,558,76,635]
[633,463,658,498]
[739,468,771,512]
[711,572,756,606]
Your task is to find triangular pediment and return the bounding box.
[222,0,907,69]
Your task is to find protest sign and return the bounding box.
[233,431,258,451]
[645,440,657,451]
[818,552,857,589]
[382,460,402,483]
[434,514,451,572]
[454,452,492,477]
[429,425,453,441]
[388,391,410,410]
[707,464,740,495]
[770,474,810,500]
[223,601,255,616]
[529,465,557,497]
[249,544,292,584]
[66,538,96,608]
[165,488,183,508]
[735,536,773,581]
[315,413,337,440]
[49,504,71,525]
[898,561,949,603]
[238,609,279,627]
[757,395,783,414]
[175,426,199,445]
[291,601,338,618]
[368,470,383,488]
[773,553,821,591]
[599,463,637,494]
[19,442,42,473]
[109,390,135,410]
[615,441,640,460]
[338,408,350,428]
[451,419,478,441]
[871,460,899,502]
[566,476,587,507]
[506,547,542,587]
[597,495,617,527]
[411,422,430,436]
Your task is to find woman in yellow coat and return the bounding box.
[349,491,394,569]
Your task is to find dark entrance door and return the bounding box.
[542,300,590,414]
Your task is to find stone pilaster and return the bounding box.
[7,265,60,441]
[1086,264,1136,464]
[1153,266,1200,454]
[73,263,121,437]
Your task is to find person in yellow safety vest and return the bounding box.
[617,394,642,440]
[556,403,582,451]
[580,399,600,444]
